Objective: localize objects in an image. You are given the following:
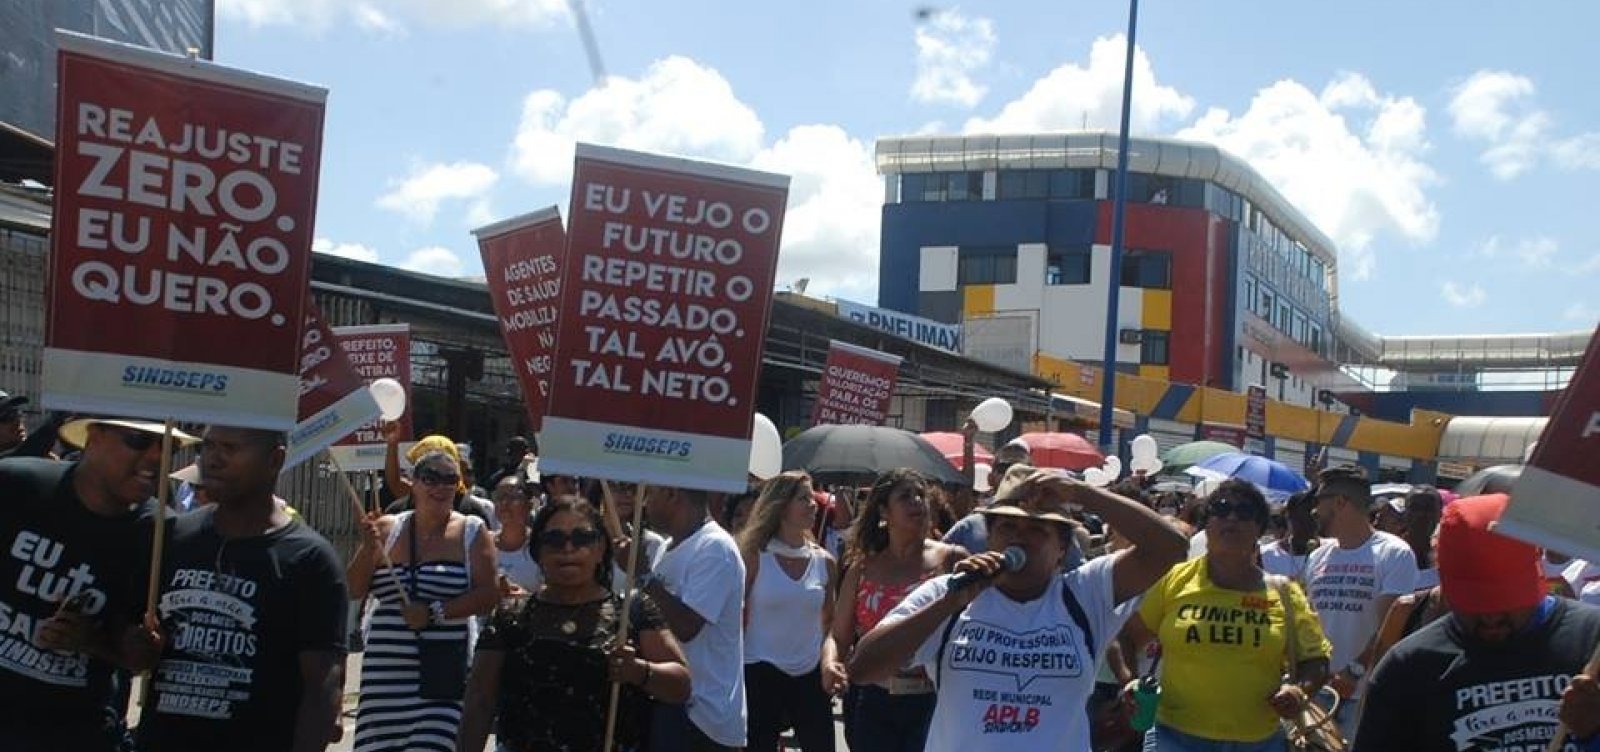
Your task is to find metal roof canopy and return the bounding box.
[1437,416,1546,463]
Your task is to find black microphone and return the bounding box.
[948,546,1027,591]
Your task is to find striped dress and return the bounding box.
[355,512,483,752]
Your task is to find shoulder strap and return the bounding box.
[1061,579,1095,657]
[1269,575,1299,668]
[934,599,964,687]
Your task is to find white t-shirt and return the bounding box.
[885,554,1122,752]
[1305,530,1417,694]
[655,520,748,747]
[1259,538,1328,583]
[495,540,542,593]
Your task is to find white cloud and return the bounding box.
[401,246,466,277]
[964,34,1195,134]
[508,56,881,303]
[1576,253,1600,275]
[1448,70,1600,179]
[1475,235,1559,268]
[1440,281,1487,308]
[375,161,499,226]
[1179,74,1439,279]
[910,10,996,108]
[510,56,765,187]
[218,0,565,32]
[311,237,380,263]
[751,125,884,305]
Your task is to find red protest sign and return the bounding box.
[474,207,566,433]
[811,341,902,426]
[1497,327,1600,561]
[539,145,789,492]
[283,301,381,470]
[327,324,411,471]
[41,31,324,430]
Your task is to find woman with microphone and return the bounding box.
[849,465,1187,752]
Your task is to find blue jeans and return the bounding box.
[845,684,934,752]
[1142,724,1284,752]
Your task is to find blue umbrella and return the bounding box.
[1183,452,1310,502]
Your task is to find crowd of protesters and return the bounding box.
[1,395,1598,752]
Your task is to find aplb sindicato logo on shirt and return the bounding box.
[947,619,1083,734]
[154,568,261,719]
[1449,675,1574,751]
[0,531,110,687]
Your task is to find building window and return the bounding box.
[1277,301,1292,332]
[1049,169,1095,199]
[998,170,1048,199]
[1046,247,1092,285]
[1121,250,1172,289]
[958,246,1018,285]
[1140,330,1170,365]
[1259,289,1275,319]
[1309,324,1323,356]
[902,172,983,202]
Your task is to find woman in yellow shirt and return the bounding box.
[1125,479,1332,751]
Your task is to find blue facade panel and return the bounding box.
[1359,390,1554,422]
[878,199,1100,314]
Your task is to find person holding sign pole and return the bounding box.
[457,495,690,752]
[849,467,1187,752]
[136,426,349,752]
[623,485,748,752]
[0,418,193,752]
[349,450,500,752]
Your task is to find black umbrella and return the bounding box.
[782,424,966,486]
[1455,464,1523,496]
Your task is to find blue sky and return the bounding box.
[215,0,1599,337]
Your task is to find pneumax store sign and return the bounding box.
[836,300,961,353]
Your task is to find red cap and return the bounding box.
[1436,494,1543,615]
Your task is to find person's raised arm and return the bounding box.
[850,551,1002,683]
[1045,476,1185,603]
[290,651,344,752]
[381,422,411,500]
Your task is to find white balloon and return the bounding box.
[970,397,1014,433]
[1103,456,1122,480]
[749,414,782,480]
[973,463,994,494]
[1131,434,1160,461]
[1084,467,1110,488]
[369,378,407,421]
[1130,456,1165,475]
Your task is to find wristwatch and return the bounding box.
[1343,663,1366,680]
[428,600,446,626]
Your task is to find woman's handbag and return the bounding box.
[409,515,469,701]
[1270,576,1346,752]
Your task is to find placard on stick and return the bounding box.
[327,324,411,471]
[538,144,789,492]
[811,341,901,426]
[283,301,381,470]
[1496,326,1600,562]
[474,206,567,434]
[42,31,325,430]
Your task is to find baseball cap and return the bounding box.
[1436,494,1542,615]
[0,390,28,416]
[60,417,199,449]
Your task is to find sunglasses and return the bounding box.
[414,469,461,487]
[537,527,602,551]
[1207,498,1267,521]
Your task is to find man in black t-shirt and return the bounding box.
[136,425,349,752]
[1357,493,1600,752]
[0,416,197,751]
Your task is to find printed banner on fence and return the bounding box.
[41,31,325,430]
[326,324,411,471]
[538,144,789,493]
[811,341,901,426]
[283,301,381,470]
[1497,327,1600,562]
[474,206,566,433]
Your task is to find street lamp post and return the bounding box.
[1097,0,1140,452]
